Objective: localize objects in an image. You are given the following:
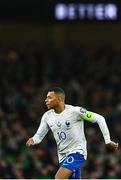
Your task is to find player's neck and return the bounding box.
[54,103,65,114]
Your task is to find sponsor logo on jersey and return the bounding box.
[57,121,61,127]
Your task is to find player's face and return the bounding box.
[45,91,59,109]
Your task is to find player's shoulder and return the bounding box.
[65,104,87,113]
[41,110,54,122]
[65,104,76,111]
[44,109,54,116]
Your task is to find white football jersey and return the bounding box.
[32,104,111,162]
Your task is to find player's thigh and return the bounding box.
[55,167,73,179]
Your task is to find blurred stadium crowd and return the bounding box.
[0,43,121,179]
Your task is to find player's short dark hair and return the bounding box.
[48,87,65,96]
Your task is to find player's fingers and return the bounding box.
[115,143,119,148]
[26,140,31,146]
[113,143,118,150]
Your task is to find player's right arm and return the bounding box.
[26,113,49,147]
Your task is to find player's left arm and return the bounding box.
[79,108,119,150]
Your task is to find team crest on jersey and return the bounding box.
[65,120,71,129]
[80,107,86,114]
[57,121,61,127]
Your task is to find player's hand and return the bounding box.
[106,141,119,151]
[26,138,34,147]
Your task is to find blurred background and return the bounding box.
[0,0,121,179]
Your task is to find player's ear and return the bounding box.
[57,95,62,101]
[59,94,65,101]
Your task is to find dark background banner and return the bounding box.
[0,0,120,23]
